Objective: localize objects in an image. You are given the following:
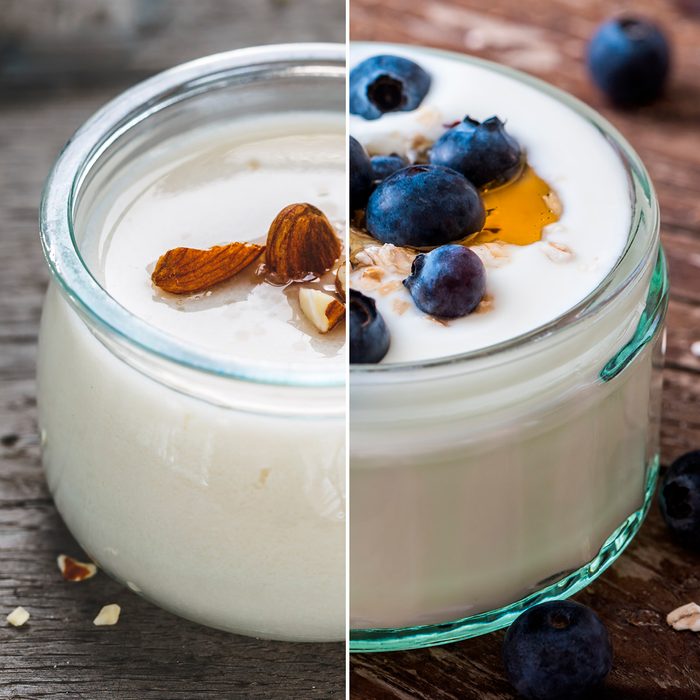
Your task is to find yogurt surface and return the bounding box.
[350,44,631,363]
[81,112,346,370]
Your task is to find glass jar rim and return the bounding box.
[350,42,660,379]
[40,43,346,389]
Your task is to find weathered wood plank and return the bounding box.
[663,228,700,305]
[661,368,700,464]
[0,501,345,699]
[666,300,700,373]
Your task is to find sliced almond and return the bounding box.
[152,242,264,294]
[299,288,345,333]
[266,203,341,281]
[6,606,29,627]
[93,604,121,626]
[57,554,97,582]
[335,261,347,298]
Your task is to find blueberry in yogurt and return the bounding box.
[350,55,431,120]
[430,116,523,188]
[403,245,486,318]
[366,164,485,247]
[349,289,390,364]
[370,153,407,181]
[350,136,374,210]
[587,17,670,107]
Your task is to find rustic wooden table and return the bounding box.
[0,2,345,698]
[350,0,700,698]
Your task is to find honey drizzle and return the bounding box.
[466,165,561,247]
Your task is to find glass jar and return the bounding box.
[349,48,667,652]
[38,44,346,642]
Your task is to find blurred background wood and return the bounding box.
[0,2,344,698]
[0,0,344,88]
[350,0,700,698]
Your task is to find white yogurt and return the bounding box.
[350,44,631,362]
[83,112,346,367]
[349,45,665,644]
[39,110,346,641]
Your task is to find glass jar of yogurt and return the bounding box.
[349,44,667,651]
[38,44,346,642]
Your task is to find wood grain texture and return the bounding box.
[0,2,344,698]
[350,0,700,697]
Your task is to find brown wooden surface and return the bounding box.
[350,0,700,698]
[0,2,345,698]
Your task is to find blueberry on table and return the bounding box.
[503,601,613,700]
[429,116,523,188]
[659,450,700,548]
[366,164,485,248]
[350,55,431,120]
[349,289,390,364]
[370,153,407,182]
[403,245,486,319]
[350,136,374,211]
[587,17,670,107]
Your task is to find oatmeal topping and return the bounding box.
[667,602,700,632]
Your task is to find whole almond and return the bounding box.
[265,203,341,281]
[152,242,264,294]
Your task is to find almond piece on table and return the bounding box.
[299,288,345,334]
[667,602,700,632]
[93,604,121,626]
[266,203,341,281]
[152,242,264,294]
[57,554,97,582]
[6,606,30,627]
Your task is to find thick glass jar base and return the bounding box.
[350,456,659,653]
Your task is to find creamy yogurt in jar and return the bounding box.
[38,46,346,642]
[350,44,631,362]
[88,112,345,365]
[349,43,667,651]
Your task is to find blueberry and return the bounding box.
[429,116,523,188]
[403,245,485,319]
[371,153,407,182]
[350,55,431,120]
[503,601,613,700]
[366,164,485,247]
[349,289,390,364]
[659,450,700,548]
[350,136,374,211]
[587,17,670,107]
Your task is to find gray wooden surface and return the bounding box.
[0,2,345,698]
